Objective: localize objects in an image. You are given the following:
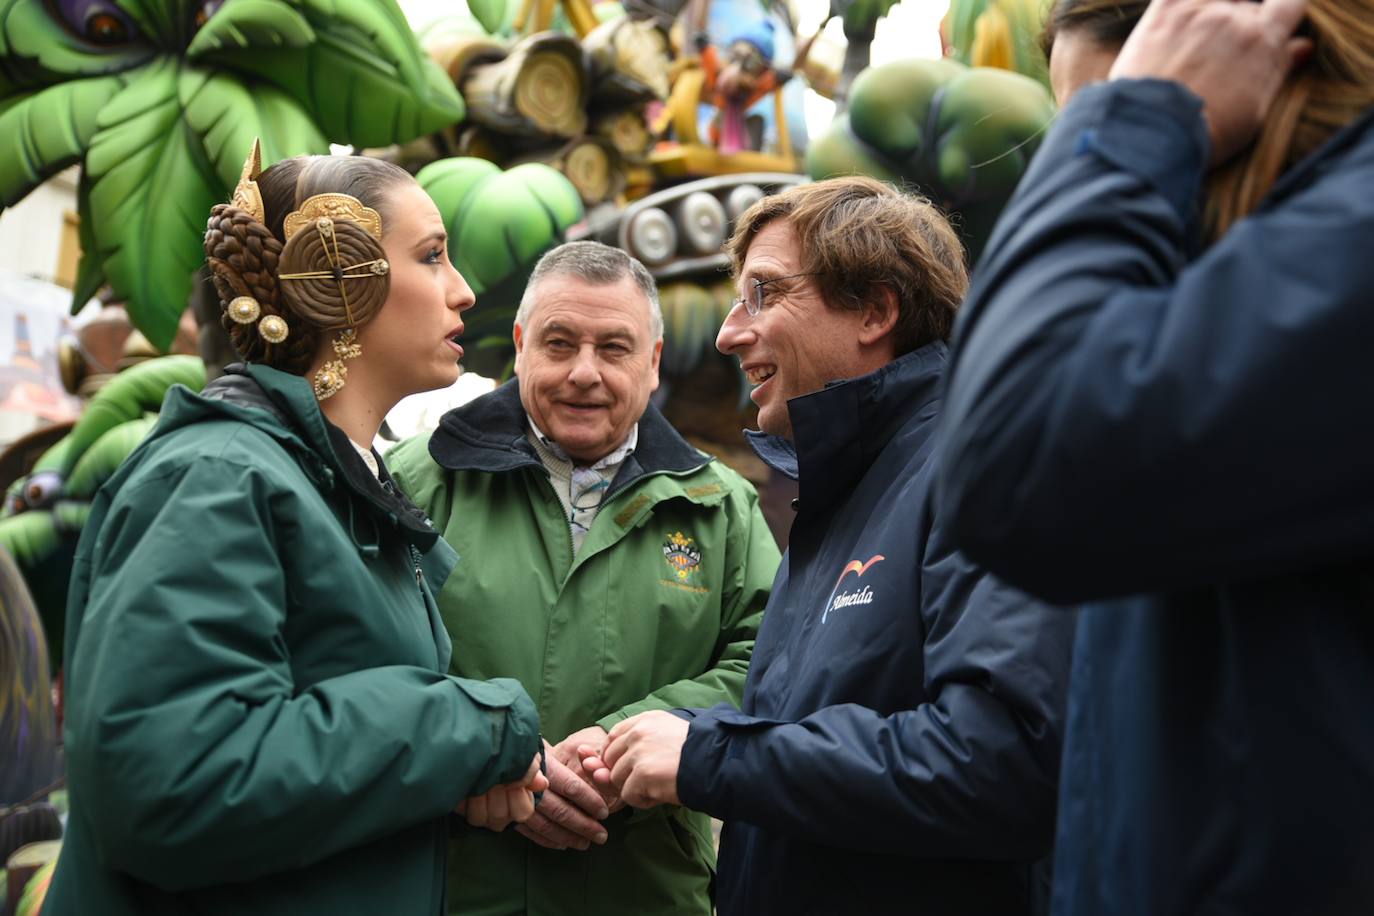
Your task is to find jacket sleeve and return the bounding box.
[937,79,1374,603]
[676,529,1073,858]
[595,481,779,730]
[63,457,541,892]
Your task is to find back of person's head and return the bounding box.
[516,240,663,340]
[203,154,414,374]
[726,176,968,356]
[1043,0,1374,239]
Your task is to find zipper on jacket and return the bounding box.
[408,543,425,594]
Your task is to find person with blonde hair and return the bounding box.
[42,145,547,916]
[938,0,1374,912]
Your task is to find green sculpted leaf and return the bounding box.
[65,415,159,498]
[833,0,902,42]
[419,158,582,370]
[0,0,154,89]
[70,182,103,315]
[115,0,200,47]
[186,0,316,56]
[3,0,473,348]
[419,156,500,230]
[419,158,582,296]
[0,76,123,209]
[0,513,59,578]
[57,354,205,475]
[85,59,221,349]
[468,0,507,34]
[181,71,328,188]
[808,57,1053,262]
[291,0,425,86]
[193,0,465,145]
[805,114,903,183]
[845,57,963,162]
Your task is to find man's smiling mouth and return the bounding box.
[744,365,776,385]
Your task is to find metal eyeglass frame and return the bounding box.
[731,272,820,317]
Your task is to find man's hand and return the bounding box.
[457,752,548,832]
[1109,0,1311,165]
[579,711,689,809]
[551,725,625,815]
[513,742,610,851]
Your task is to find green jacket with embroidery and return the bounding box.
[44,364,541,916]
[388,379,780,916]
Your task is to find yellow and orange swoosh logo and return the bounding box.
[832,555,885,592]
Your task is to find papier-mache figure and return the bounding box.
[691,13,817,154]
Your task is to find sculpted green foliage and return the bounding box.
[418,157,583,375]
[0,355,205,663]
[807,57,1055,262]
[0,0,465,349]
[946,0,1050,86]
[830,0,903,41]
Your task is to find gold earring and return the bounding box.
[259,315,289,343]
[312,329,362,401]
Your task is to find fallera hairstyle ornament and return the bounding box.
[283,195,384,242]
[227,295,261,324]
[232,139,266,225]
[278,192,388,401]
[258,315,289,343]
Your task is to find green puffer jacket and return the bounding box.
[44,363,542,916]
[388,380,780,916]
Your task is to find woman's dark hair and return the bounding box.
[1040,0,1374,241]
[203,155,413,373]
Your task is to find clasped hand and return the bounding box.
[455,752,548,832]
[459,726,627,850]
[577,711,689,810]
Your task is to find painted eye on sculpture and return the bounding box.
[194,0,224,29]
[21,470,63,512]
[52,0,139,45]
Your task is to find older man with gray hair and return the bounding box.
[388,240,780,916]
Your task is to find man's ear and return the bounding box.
[512,322,526,375]
[858,284,900,347]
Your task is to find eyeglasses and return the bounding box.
[731,272,820,317]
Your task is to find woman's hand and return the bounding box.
[455,753,548,831]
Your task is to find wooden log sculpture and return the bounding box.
[593,109,652,162]
[429,33,508,86]
[584,16,671,103]
[462,32,589,140]
[516,136,625,205]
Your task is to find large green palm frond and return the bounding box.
[0,0,466,348]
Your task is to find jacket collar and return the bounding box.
[1264,103,1374,206]
[747,341,947,504]
[199,363,439,549]
[428,378,709,497]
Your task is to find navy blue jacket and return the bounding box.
[938,79,1374,916]
[676,343,1075,915]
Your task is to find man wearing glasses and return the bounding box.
[580,178,1076,915]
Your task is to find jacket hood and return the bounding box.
[428,378,711,498]
[747,341,947,503]
[154,362,438,551]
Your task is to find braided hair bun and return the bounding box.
[202,154,412,375]
[204,203,319,374]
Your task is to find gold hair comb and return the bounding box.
[283,194,383,242]
[232,139,265,224]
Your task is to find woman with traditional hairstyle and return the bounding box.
[42,145,547,916]
[937,0,1374,913]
